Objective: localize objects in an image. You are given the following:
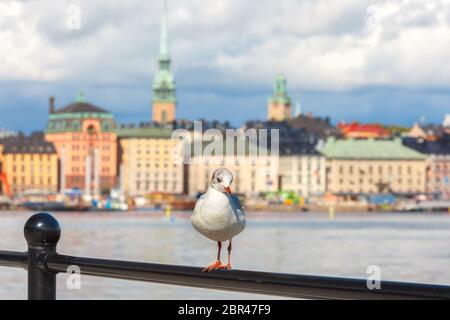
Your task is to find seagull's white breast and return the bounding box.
[191,187,246,242]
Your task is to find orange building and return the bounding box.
[45,93,117,195]
[337,122,390,139]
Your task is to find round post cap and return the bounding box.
[24,213,61,247]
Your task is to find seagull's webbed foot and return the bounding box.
[202,260,228,272]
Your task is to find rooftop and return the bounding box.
[288,114,340,140]
[337,122,390,136]
[117,123,173,139]
[244,120,319,155]
[53,102,108,114]
[1,132,56,155]
[50,92,110,115]
[403,135,450,155]
[189,139,272,157]
[319,137,426,160]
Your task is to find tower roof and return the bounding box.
[269,75,291,105]
[2,132,56,155]
[153,0,176,103]
[54,102,108,114]
[54,92,108,114]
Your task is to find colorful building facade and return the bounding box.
[188,141,279,197]
[279,153,326,197]
[118,125,184,196]
[45,93,117,194]
[403,135,450,199]
[0,133,58,195]
[320,138,427,195]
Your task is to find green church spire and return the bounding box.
[75,91,86,103]
[153,0,176,103]
[269,75,291,105]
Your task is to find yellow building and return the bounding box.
[118,125,184,196]
[320,138,427,195]
[0,133,58,195]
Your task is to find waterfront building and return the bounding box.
[117,124,185,196]
[0,132,58,195]
[45,94,117,195]
[319,138,427,196]
[279,149,326,198]
[403,134,450,199]
[152,0,176,124]
[267,76,292,122]
[188,141,279,197]
[243,120,326,197]
[405,123,445,141]
[337,122,390,139]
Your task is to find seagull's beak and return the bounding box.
[225,186,232,194]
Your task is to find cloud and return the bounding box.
[1,0,449,87]
[0,0,449,131]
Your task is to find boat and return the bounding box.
[21,201,89,212]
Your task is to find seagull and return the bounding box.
[192,168,246,272]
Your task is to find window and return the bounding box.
[72,121,80,130]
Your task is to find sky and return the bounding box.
[0,0,450,133]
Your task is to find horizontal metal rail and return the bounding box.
[0,251,28,269]
[0,213,449,300]
[44,254,450,300]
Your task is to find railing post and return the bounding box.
[24,213,61,300]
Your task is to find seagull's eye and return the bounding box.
[217,177,222,183]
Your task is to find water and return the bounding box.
[0,211,449,299]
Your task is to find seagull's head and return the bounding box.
[211,168,233,194]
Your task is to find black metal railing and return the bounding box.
[0,212,449,300]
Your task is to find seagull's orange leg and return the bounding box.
[224,239,232,270]
[203,241,227,272]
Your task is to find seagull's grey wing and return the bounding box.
[229,194,246,224]
[230,195,244,210]
[192,194,206,218]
